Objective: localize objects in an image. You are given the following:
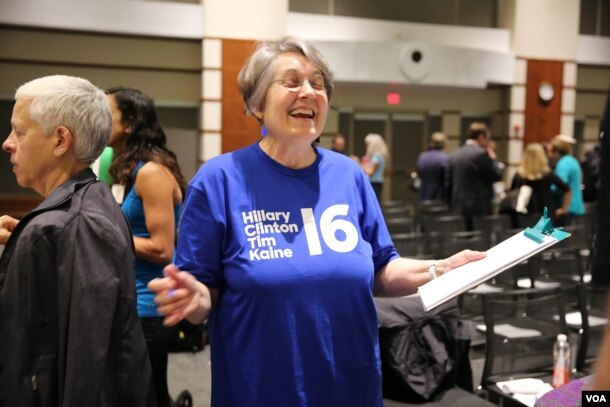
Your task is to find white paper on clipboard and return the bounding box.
[418,230,566,312]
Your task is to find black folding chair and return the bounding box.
[383,206,411,221]
[472,214,512,247]
[391,232,431,259]
[386,217,414,235]
[478,287,568,407]
[574,283,609,374]
[421,215,467,257]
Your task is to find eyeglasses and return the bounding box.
[272,76,327,95]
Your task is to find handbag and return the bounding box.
[499,185,532,214]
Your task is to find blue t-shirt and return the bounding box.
[554,155,585,216]
[176,143,398,407]
[122,161,183,317]
[369,153,386,184]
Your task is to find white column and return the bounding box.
[512,0,580,61]
[560,62,577,137]
[201,38,222,162]
[204,0,287,40]
[506,58,527,184]
[199,0,289,162]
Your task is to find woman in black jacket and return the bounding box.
[510,142,571,223]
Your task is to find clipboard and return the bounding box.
[418,209,571,312]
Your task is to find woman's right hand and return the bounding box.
[148,264,210,326]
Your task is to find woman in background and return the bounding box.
[107,86,187,407]
[361,133,388,203]
[510,142,571,224]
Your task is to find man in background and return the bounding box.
[331,133,347,155]
[447,122,503,230]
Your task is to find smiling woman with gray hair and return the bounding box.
[148,37,485,407]
[0,75,153,406]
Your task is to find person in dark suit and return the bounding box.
[447,122,503,230]
[416,132,449,202]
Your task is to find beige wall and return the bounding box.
[332,84,507,113]
[575,66,610,117]
[0,26,202,199]
[204,0,288,39]
[1,1,609,202]
[512,0,580,60]
[0,27,201,104]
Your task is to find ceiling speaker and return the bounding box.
[399,43,433,82]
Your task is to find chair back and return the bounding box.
[421,215,467,256]
[472,214,512,247]
[575,283,609,373]
[539,224,590,284]
[385,218,414,235]
[383,206,410,220]
[391,232,430,259]
[422,214,466,233]
[383,200,407,210]
[516,212,544,229]
[480,287,568,387]
[440,230,486,258]
[415,200,450,232]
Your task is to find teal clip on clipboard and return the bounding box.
[523,207,571,243]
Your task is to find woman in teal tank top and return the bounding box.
[106,87,187,407]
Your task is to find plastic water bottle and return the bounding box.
[552,333,570,388]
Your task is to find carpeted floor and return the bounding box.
[167,345,488,407]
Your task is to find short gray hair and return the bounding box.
[237,36,335,117]
[15,75,111,164]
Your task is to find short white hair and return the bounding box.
[15,75,111,164]
[365,133,388,158]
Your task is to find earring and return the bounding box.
[253,114,266,137]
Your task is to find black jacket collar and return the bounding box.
[34,168,97,213]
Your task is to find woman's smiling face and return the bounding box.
[257,52,329,144]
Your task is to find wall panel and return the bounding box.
[221,38,260,153]
[524,59,563,145]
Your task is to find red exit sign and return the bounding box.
[386,92,400,105]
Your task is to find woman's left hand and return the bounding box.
[437,249,487,276]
